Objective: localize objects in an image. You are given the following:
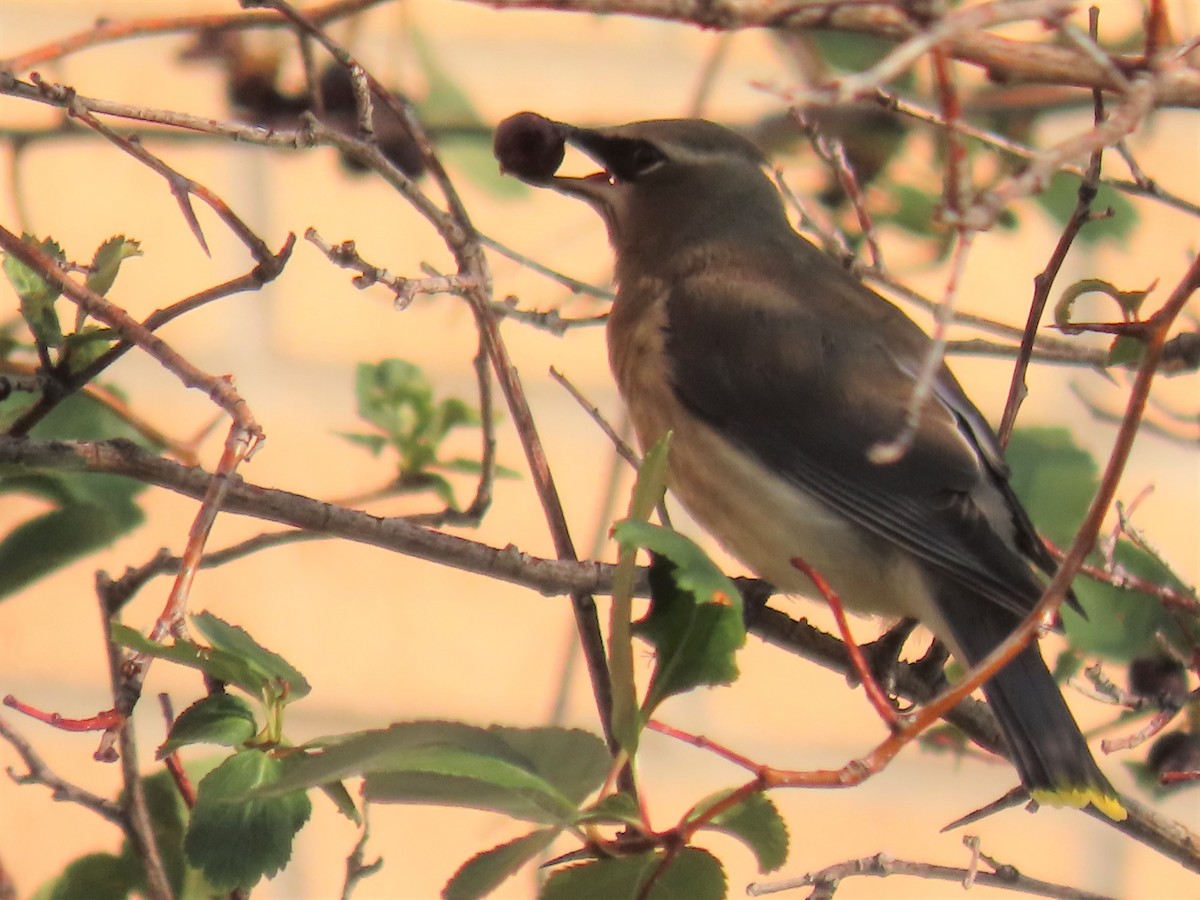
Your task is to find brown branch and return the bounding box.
[0,0,388,73]
[748,849,1117,899]
[6,241,294,439]
[470,0,1200,108]
[873,89,1200,219]
[998,7,1108,445]
[0,715,127,829]
[0,234,262,443]
[99,596,172,900]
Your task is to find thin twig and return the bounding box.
[997,6,1108,446]
[749,849,1116,898]
[98,595,173,900]
[0,716,127,828]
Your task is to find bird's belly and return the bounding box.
[634,404,932,622]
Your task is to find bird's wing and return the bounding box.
[662,260,1046,617]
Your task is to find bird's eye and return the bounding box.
[628,143,666,176]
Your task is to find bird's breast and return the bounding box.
[606,286,935,624]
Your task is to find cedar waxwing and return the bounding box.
[494,113,1125,821]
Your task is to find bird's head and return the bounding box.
[494,113,790,273]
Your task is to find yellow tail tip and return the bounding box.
[1030,787,1127,821]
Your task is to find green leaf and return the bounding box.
[1106,334,1145,368]
[1054,277,1154,331]
[443,827,559,900]
[160,693,259,756]
[0,501,144,600]
[0,391,159,600]
[609,435,674,753]
[258,722,609,827]
[801,31,915,89]
[1005,428,1096,548]
[111,624,276,700]
[1006,428,1185,660]
[336,431,389,456]
[31,852,136,900]
[578,791,642,827]
[1064,540,1188,660]
[118,768,217,899]
[411,27,483,128]
[613,521,745,716]
[693,791,788,874]
[364,746,583,824]
[318,779,362,825]
[348,359,482,491]
[184,750,312,890]
[62,324,117,372]
[191,611,311,701]
[1034,172,1137,244]
[1052,647,1086,682]
[877,184,940,237]
[542,848,725,900]
[441,135,532,198]
[4,234,65,349]
[86,235,142,298]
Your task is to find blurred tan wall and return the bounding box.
[1,1,1197,898]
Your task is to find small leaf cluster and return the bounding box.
[339,358,498,508]
[107,612,320,892]
[3,233,140,374]
[0,235,152,601]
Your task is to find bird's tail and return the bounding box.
[935,589,1126,821]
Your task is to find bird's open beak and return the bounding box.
[545,125,628,200]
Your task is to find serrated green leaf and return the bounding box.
[694,791,788,874]
[160,693,259,756]
[184,750,312,890]
[542,847,725,900]
[4,235,65,349]
[443,827,559,900]
[349,359,484,491]
[191,611,311,701]
[257,722,609,827]
[31,852,137,900]
[614,521,742,615]
[0,390,153,600]
[613,522,745,716]
[86,235,142,298]
[364,744,581,824]
[118,768,217,898]
[111,624,275,699]
[62,325,117,373]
